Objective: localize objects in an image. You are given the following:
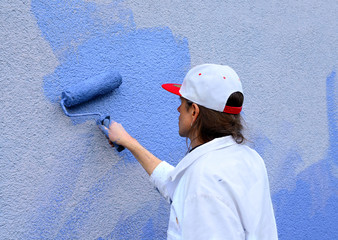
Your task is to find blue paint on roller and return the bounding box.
[60,71,122,119]
[62,71,122,108]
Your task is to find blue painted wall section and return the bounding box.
[30,0,190,239]
[250,71,337,239]
[1,0,337,239]
[31,0,191,166]
[272,71,337,239]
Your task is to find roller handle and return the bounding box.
[101,116,125,152]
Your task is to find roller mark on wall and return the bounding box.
[31,0,190,239]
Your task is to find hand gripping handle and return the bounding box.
[101,116,125,152]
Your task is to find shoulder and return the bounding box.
[186,143,268,194]
[195,143,265,173]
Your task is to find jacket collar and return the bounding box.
[169,136,237,181]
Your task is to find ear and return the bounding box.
[191,103,200,121]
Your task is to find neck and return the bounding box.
[189,136,203,149]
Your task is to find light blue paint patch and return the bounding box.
[273,179,337,240]
[100,203,154,239]
[141,218,155,240]
[250,134,272,158]
[31,0,190,239]
[95,185,168,240]
[32,0,135,54]
[274,148,303,190]
[54,164,117,239]
[272,70,338,239]
[25,154,86,239]
[97,198,169,240]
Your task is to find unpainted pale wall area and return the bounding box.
[0,0,337,239]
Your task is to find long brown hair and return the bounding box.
[186,92,245,144]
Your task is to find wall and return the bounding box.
[0,0,337,239]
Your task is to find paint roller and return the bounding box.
[60,71,125,152]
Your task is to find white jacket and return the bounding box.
[150,136,278,240]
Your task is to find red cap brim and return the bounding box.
[162,83,182,96]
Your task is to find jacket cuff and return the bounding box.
[150,161,175,203]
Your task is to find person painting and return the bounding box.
[99,64,278,239]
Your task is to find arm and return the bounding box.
[99,121,175,202]
[99,121,162,175]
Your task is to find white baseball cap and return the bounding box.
[162,64,243,114]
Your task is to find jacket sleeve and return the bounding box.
[181,193,245,240]
[149,161,175,203]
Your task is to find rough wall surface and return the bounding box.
[0,0,337,239]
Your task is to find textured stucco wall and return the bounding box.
[1,0,337,239]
